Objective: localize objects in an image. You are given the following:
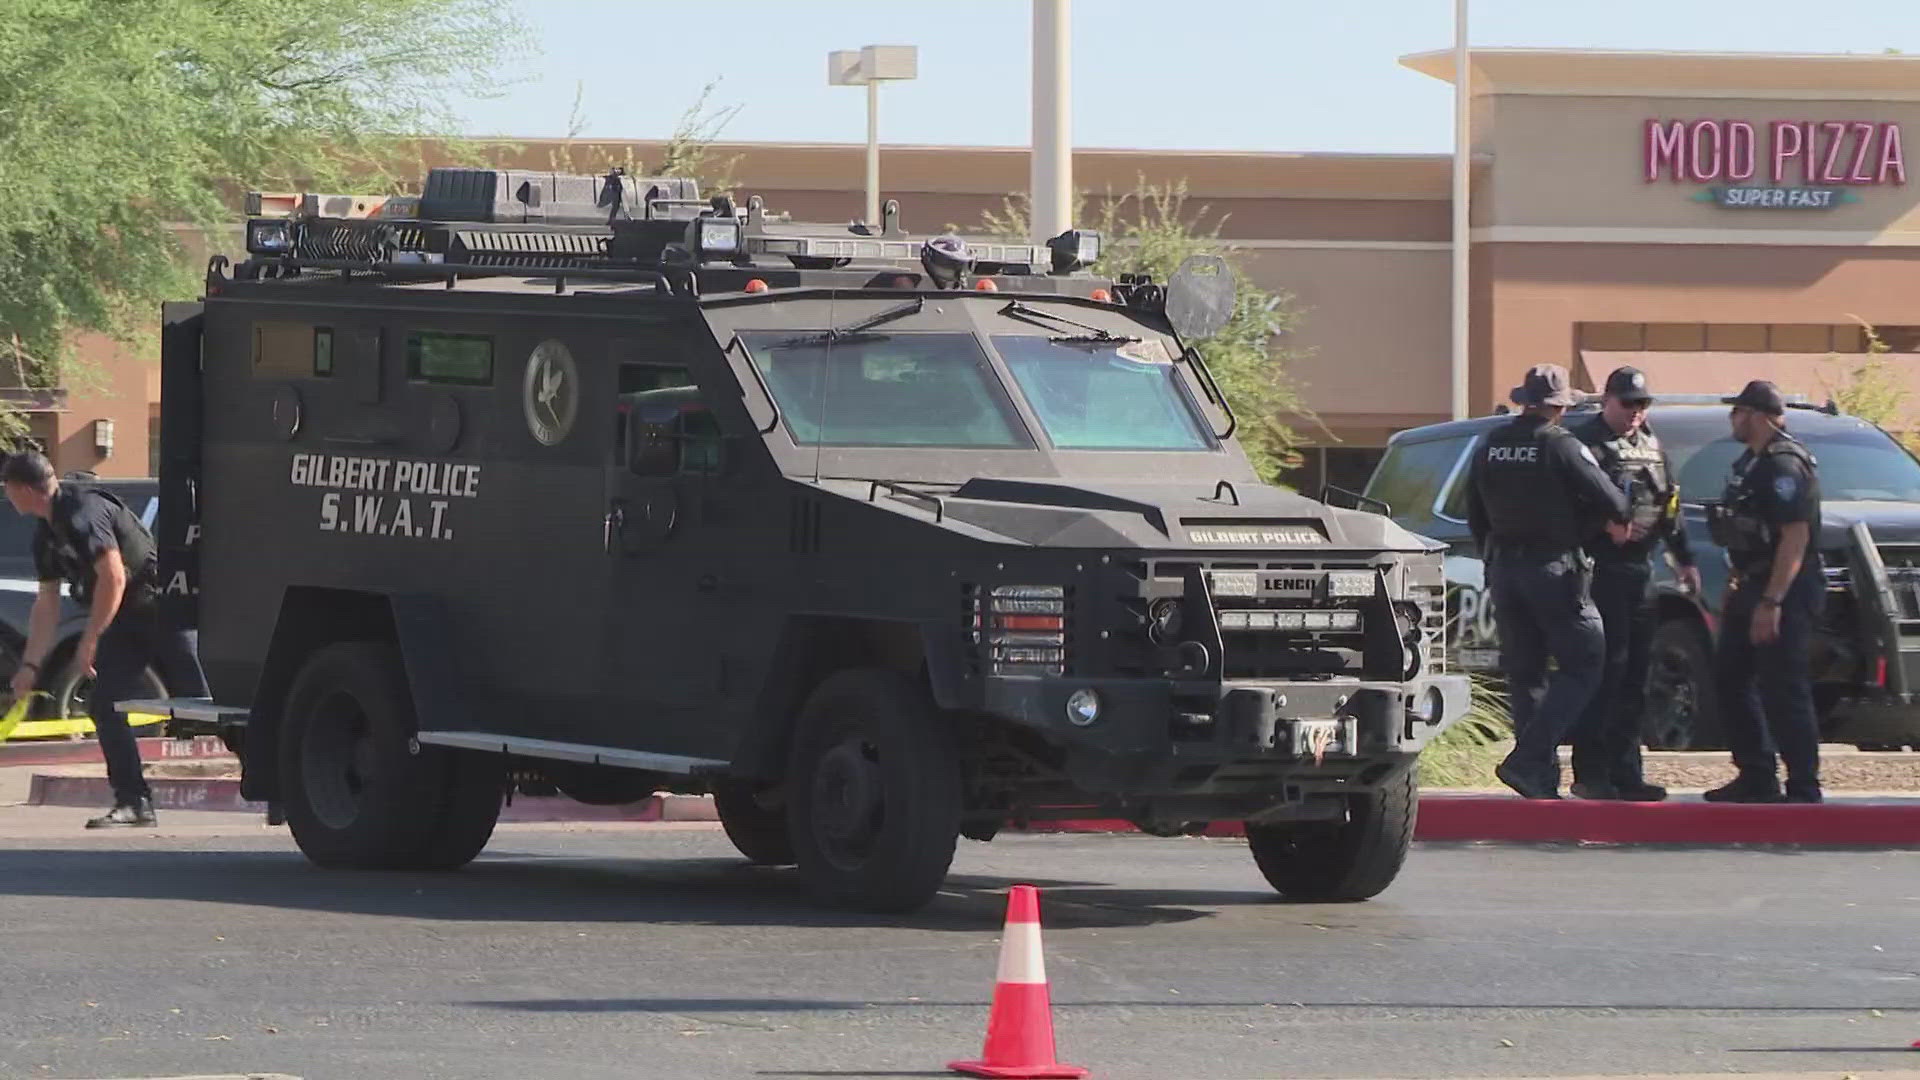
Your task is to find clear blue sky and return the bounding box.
[455,0,1917,154]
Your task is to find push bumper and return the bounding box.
[981,672,1470,796]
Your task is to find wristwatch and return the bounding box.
[1758,595,1782,607]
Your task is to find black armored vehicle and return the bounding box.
[138,167,1467,911]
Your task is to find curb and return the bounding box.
[1024,794,1920,847]
[25,773,719,824]
[0,735,230,768]
[24,772,1920,845]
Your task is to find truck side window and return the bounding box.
[252,322,319,380]
[618,363,721,478]
[407,331,493,386]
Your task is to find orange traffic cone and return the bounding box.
[949,884,1089,1079]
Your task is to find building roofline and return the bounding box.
[1401,46,1920,96]
[445,134,1452,163]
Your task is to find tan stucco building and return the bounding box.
[49,46,1920,490]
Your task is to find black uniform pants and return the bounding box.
[1571,557,1654,788]
[89,595,208,806]
[1487,547,1605,788]
[1714,571,1821,794]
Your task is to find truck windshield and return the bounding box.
[1671,424,1920,502]
[739,331,1029,448]
[992,335,1212,451]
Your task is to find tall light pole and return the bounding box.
[1450,0,1471,420]
[829,45,919,226]
[1030,0,1072,244]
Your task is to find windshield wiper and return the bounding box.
[998,300,1140,344]
[777,298,924,347]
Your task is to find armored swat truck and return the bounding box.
[135,167,1467,912]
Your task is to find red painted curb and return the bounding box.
[1029,795,1920,847]
[25,774,1920,846]
[26,773,673,823]
[0,735,230,768]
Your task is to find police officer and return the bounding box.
[1704,380,1824,803]
[1568,367,1702,802]
[2,452,208,828]
[1466,364,1630,799]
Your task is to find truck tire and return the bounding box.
[1644,619,1722,750]
[414,748,505,871]
[785,668,961,912]
[278,641,499,870]
[713,780,795,866]
[1246,766,1416,902]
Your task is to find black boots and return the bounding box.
[85,797,157,828]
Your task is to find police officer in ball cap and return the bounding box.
[1466,364,1631,799]
[1568,367,1702,802]
[1703,380,1824,803]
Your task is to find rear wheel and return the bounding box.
[1644,620,1722,750]
[279,641,501,869]
[785,669,961,912]
[1247,767,1416,902]
[713,779,795,866]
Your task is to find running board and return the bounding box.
[414,731,727,775]
[116,697,251,725]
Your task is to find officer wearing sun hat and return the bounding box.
[1464,364,1631,799]
[1703,379,1825,803]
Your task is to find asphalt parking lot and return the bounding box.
[0,815,1914,1080]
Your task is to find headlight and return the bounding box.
[1413,686,1445,725]
[246,218,291,255]
[1065,688,1101,727]
[693,217,742,258]
[1048,228,1101,272]
[1326,570,1376,599]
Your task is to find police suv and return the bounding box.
[1365,397,1920,751]
[133,167,1467,912]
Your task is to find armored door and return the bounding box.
[600,358,733,753]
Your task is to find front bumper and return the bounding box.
[982,671,1470,796]
[1821,690,1920,745]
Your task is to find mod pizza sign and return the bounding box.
[1644,119,1906,207]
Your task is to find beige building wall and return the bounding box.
[1242,247,1452,445]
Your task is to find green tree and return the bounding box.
[0,0,529,405]
[1822,318,1920,454]
[973,180,1316,483]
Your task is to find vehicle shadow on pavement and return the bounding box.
[0,847,1286,930]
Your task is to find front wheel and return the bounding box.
[713,779,795,866]
[1644,619,1722,750]
[1246,766,1416,902]
[785,669,961,913]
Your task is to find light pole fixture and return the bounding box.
[828,44,919,226]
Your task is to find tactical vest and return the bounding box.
[42,487,159,604]
[1590,424,1678,534]
[1475,417,1585,551]
[1709,435,1819,574]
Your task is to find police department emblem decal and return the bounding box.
[1774,474,1798,501]
[523,339,578,446]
